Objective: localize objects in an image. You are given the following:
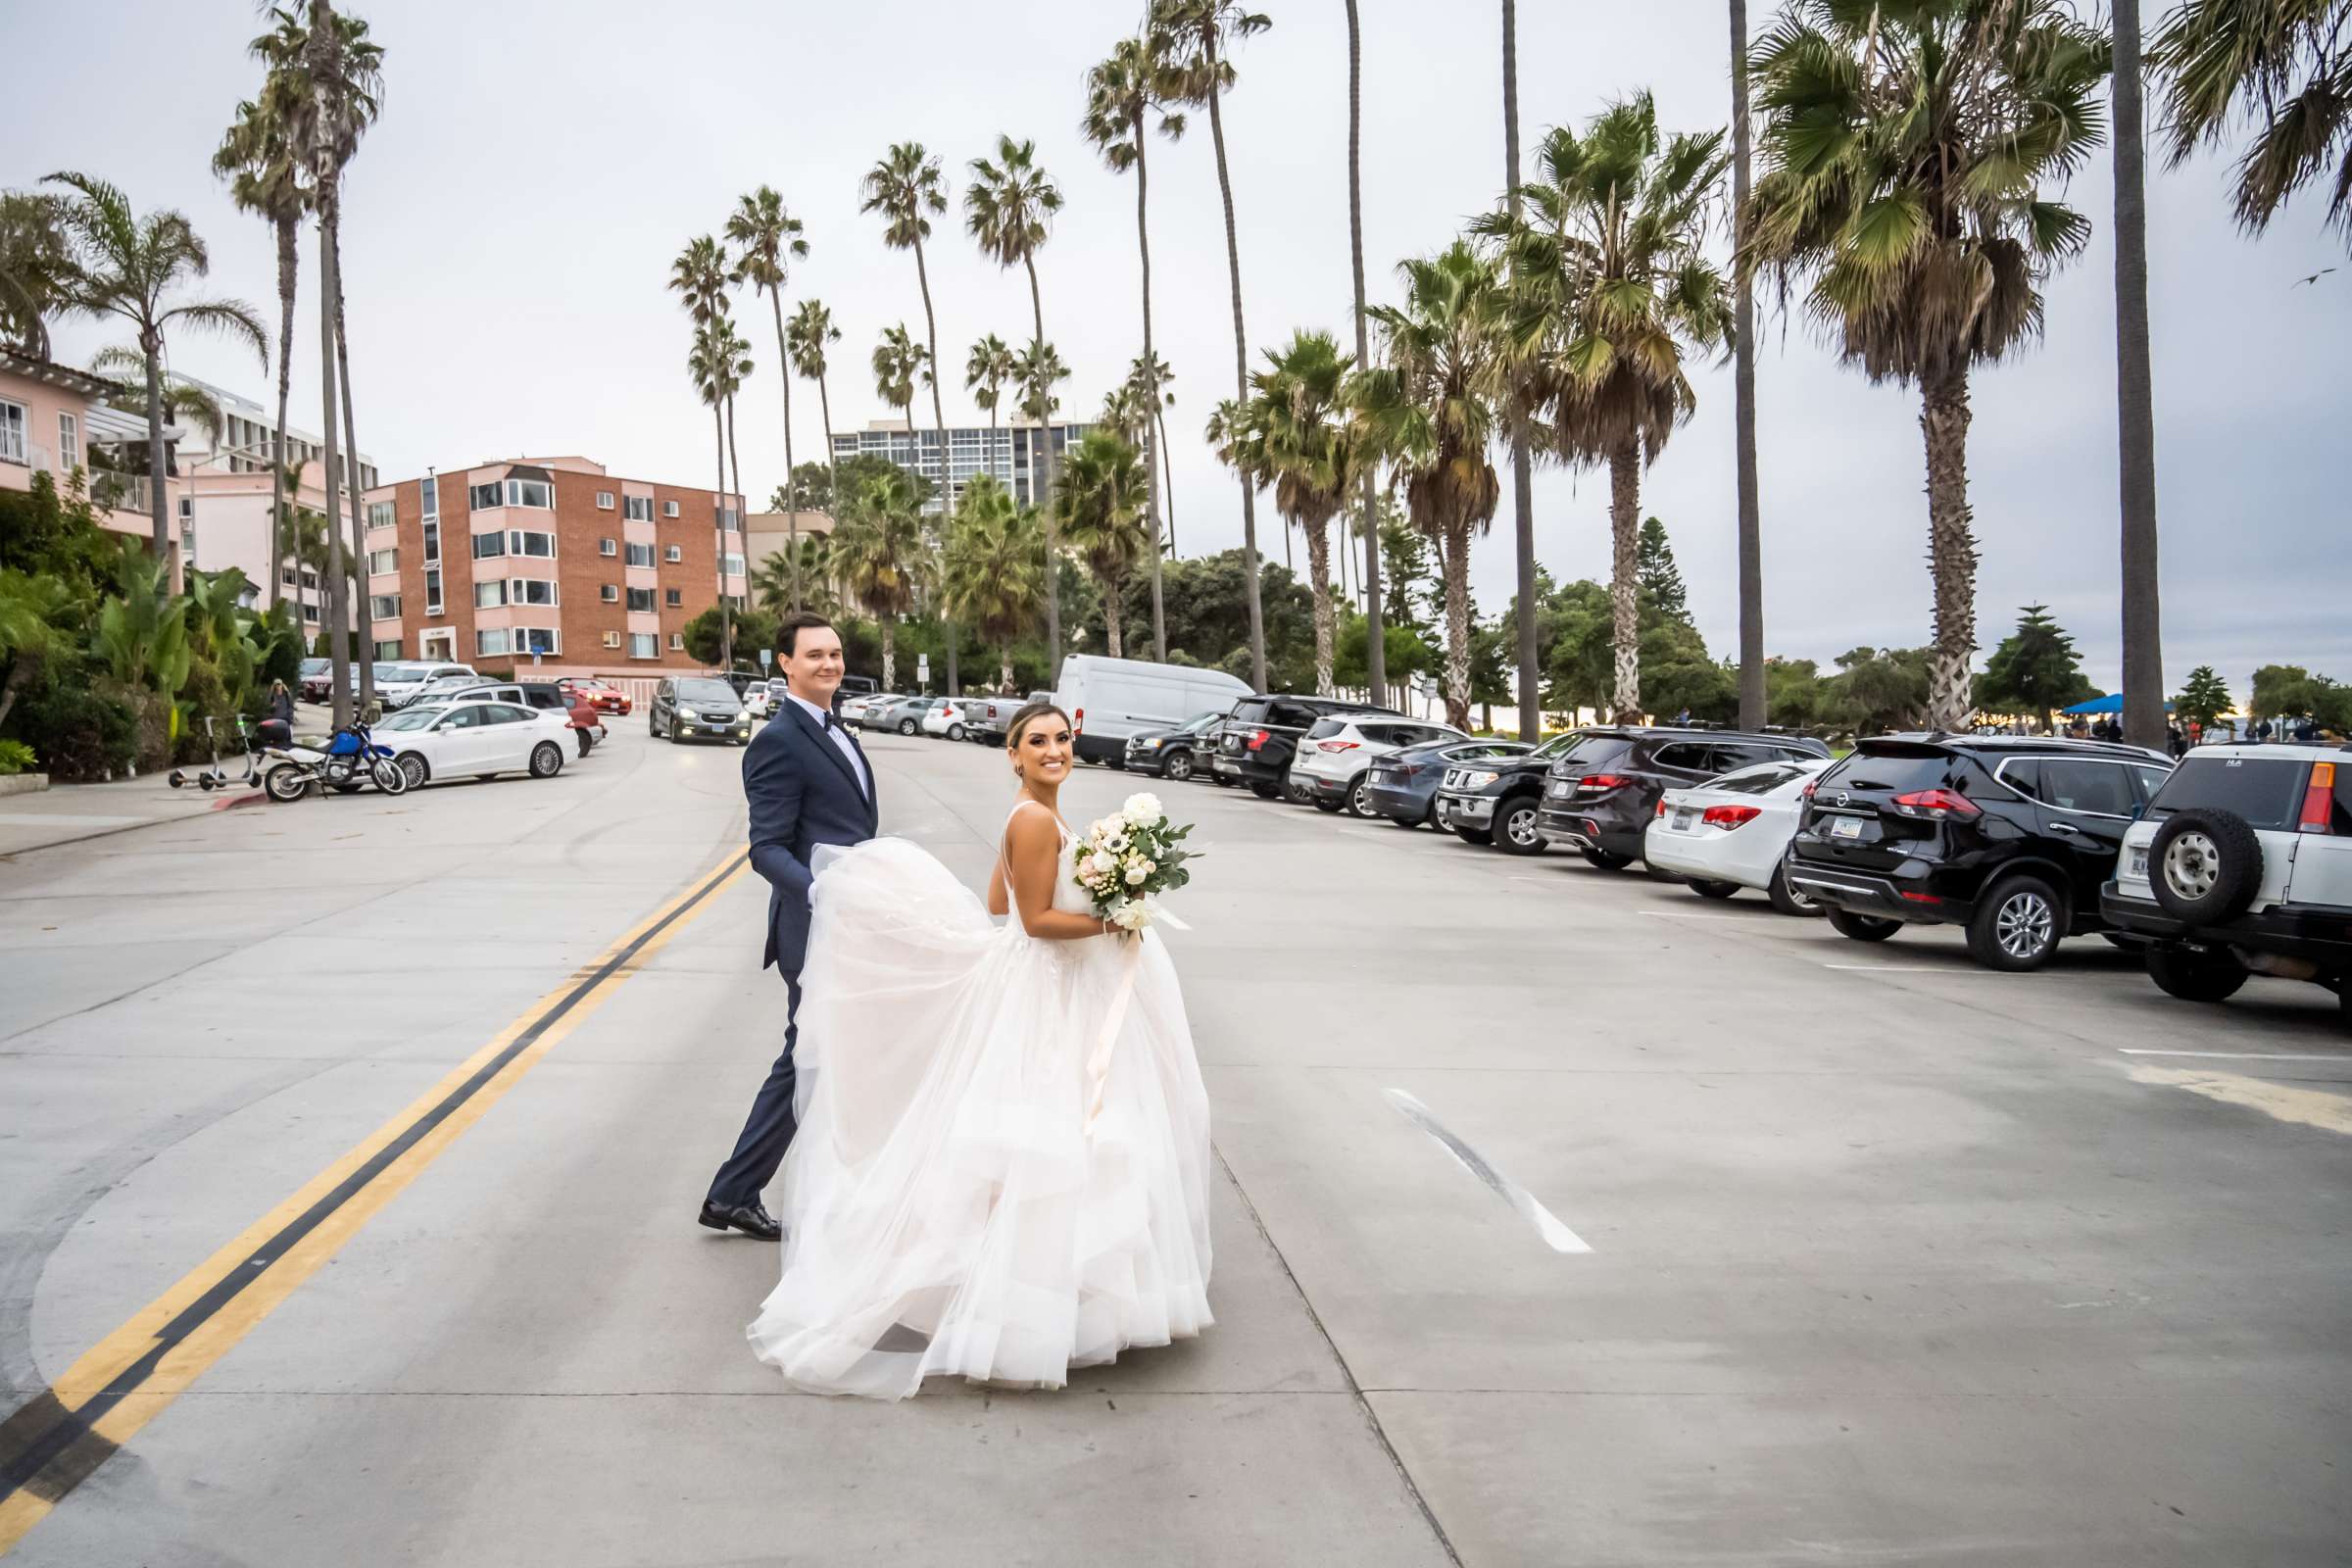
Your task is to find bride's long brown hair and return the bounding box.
[1004,701,1072,753]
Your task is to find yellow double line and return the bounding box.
[0,852,752,1554]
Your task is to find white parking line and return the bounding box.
[1384,1088,1591,1254]
[1820,963,2037,974]
[1640,908,1751,919]
[2119,1049,2351,1062]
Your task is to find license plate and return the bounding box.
[2129,848,2148,878]
[1548,780,1572,798]
[1829,816,1864,840]
[1673,809,1694,830]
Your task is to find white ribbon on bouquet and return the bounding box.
[1082,900,1188,1134]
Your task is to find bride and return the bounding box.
[747,702,1214,1397]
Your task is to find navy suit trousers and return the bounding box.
[707,970,802,1209]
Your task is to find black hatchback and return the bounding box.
[1787,735,2173,970]
[1536,728,1831,869]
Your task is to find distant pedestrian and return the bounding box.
[2294,716,2318,743]
[2166,721,2186,760]
[256,679,295,749]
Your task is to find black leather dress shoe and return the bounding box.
[699,1199,782,1242]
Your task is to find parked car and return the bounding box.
[371,701,574,788]
[1788,735,2173,970]
[1054,655,1253,766]
[1366,737,1533,827]
[1210,695,1402,801]
[922,700,972,740]
[1292,714,1468,815]
[869,695,947,736]
[1122,710,1235,782]
[297,657,332,703]
[378,662,478,710]
[649,675,753,745]
[558,676,633,717]
[1434,729,1596,851]
[832,674,879,717]
[744,681,776,719]
[838,692,903,731]
[1642,757,1836,914]
[964,690,1060,745]
[1538,727,1832,867]
[2102,742,2350,1024]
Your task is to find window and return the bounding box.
[664,588,681,608]
[369,594,401,619]
[599,537,617,557]
[721,554,745,576]
[518,628,560,655]
[367,500,397,530]
[625,542,654,568]
[1648,742,1717,774]
[0,399,24,464]
[468,480,502,512]
[302,603,319,624]
[424,566,444,615]
[504,478,554,509]
[367,547,398,574]
[662,544,681,564]
[628,632,659,660]
[1713,762,1809,796]
[421,518,440,564]
[373,638,402,660]
[420,474,438,517]
[508,530,556,559]
[719,507,741,531]
[626,587,655,612]
[623,495,654,522]
[596,490,615,510]
[669,633,684,651]
[476,628,512,657]
[2039,760,2138,817]
[471,531,507,561]
[510,578,558,606]
[475,580,507,608]
[57,412,79,471]
[662,500,678,517]
[600,583,619,604]
[603,630,622,649]
[281,566,298,586]
[2148,757,2309,830]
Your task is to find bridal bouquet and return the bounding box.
[1071,792,1197,934]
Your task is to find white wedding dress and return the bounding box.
[746,808,1214,1397]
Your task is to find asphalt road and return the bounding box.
[2,721,2347,1565]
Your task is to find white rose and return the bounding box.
[1087,852,1118,881]
[1110,902,1152,932]
[1124,866,1147,886]
[1122,792,1163,823]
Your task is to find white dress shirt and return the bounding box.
[788,690,870,801]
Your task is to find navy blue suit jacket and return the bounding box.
[745,699,879,975]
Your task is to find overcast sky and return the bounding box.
[12,0,2347,698]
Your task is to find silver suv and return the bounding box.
[2102,742,2351,1026]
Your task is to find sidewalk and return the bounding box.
[0,769,262,857]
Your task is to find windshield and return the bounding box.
[1542,733,1632,766]
[1712,761,1812,797]
[299,658,327,675]
[383,708,441,731]
[2147,756,2308,830]
[676,679,737,704]
[1821,749,1953,795]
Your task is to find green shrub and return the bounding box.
[0,738,34,775]
[7,657,135,781]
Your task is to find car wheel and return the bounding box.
[1347,774,1374,818]
[1211,773,1236,788]
[1765,863,1821,918]
[1826,907,1903,943]
[948,723,966,742]
[1689,879,1741,900]
[264,763,310,803]
[2148,808,2264,925]
[397,753,429,790]
[1453,825,1494,847]
[1164,749,1194,783]
[529,742,564,778]
[1389,813,1420,830]
[1250,780,1281,801]
[1580,847,1634,872]
[1313,797,1343,813]
[2144,946,2250,1004]
[900,718,918,735]
[1966,873,2065,971]
[1495,797,1547,856]
[1283,768,1313,805]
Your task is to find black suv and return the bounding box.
[1535,727,1831,867]
[1788,735,2173,970]
[1433,729,1598,852]
[1209,694,1399,801]
[1122,710,1233,782]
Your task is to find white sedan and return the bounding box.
[921,700,971,740]
[372,700,575,789]
[1642,757,1834,915]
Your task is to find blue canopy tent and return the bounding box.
[2060,694,2173,716]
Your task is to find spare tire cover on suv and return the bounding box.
[2147,808,2265,925]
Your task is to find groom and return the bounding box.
[700,612,878,1241]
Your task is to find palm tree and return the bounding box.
[1498,0,1539,741]
[1728,0,1765,730]
[0,192,69,358]
[40,173,267,569]
[1054,430,1150,659]
[1741,0,2111,730]
[2150,0,2352,246]
[1476,93,1732,720]
[964,332,1017,486]
[871,322,930,428]
[754,540,837,620]
[716,318,756,656]
[830,466,931,690]
[1345,0,1388,707]
[943,472,1047,691]
[88,346,228,449]
[964,134,1064,681]
[1354,242,1506,731]
[786,298,842,486]
[672,234,737,669]
[1011,337,1069,663]
[1127,350,1179,553]
[2114,0,2164,749]
[727,185,809,609]
[1152,0,1272,689]
[1243,330,1363,697]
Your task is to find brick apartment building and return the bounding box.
[360,455,746,681]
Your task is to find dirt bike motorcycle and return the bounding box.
[261,717,409,803]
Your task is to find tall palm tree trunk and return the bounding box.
[270,214,297,615]
[1502,0,1539,741]
[1001,649,1014,693]
[315,217,351,729]
[1919,368,1979,732]
[712,405,732,673]
[1102,574,1125,659]
[1305,516,1334,696]
[1135,123,1167,663]
[1730,0,1765,730]
[767,290,801,611]
[1024,258,1062,684]
[1202,34,1267,690]
[1441,526,1472,730]
[1347,0,1387,708]
[880,619,897,693]
[816,371,836,489]
[1157,408,1177,554]
[329,220,371,701]
[1607,436,1642,721]
[910,238,958,696]
[726,391,748,668]
[2113,0,2164,750]
[138,327,170,567]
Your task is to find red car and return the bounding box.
[559,677,633,716]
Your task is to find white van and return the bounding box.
[1054,655,1252,766]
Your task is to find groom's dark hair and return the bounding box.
[777,612,834,658]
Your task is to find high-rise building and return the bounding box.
[831,417,1092,514]
[361,455,747,676]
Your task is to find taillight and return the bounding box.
[1801,778,1819,800]
[1246,728,1269,752]
[1579,773,1631,792]
[2299,761,2336,834]
[1318,740,1360,753]
[1702,805,1762,829]
[1654,798,1670,817]
[1891,788,1980,819]
[1073,707,1084,734]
